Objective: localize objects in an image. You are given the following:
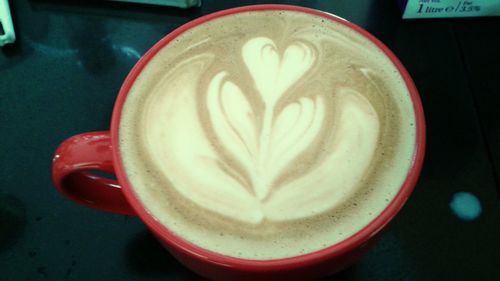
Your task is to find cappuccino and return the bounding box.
[119,10,416,259]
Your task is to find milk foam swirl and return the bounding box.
[143,37,380,224]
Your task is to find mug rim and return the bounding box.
[110,4,426,270]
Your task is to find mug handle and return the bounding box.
[52,131,136,216]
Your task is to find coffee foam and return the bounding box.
[120,10,416,259]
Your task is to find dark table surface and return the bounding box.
[1,0,499,280]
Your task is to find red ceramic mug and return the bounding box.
[52,4,425,281]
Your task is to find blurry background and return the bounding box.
[0,0,499,280]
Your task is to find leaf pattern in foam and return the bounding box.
[265,95,326,200]
[144,56,262,224]
[207,71,257,179]
[195,38,379,223]
[263,89,380,221]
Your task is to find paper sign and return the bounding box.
[399,0,500,18]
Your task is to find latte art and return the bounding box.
[144,36,381,224]
[120,10,416,259]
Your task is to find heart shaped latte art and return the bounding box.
[144,37,380,224]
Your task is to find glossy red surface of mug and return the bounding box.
[52,4,426,281]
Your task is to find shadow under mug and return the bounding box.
[52,4,426,281]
